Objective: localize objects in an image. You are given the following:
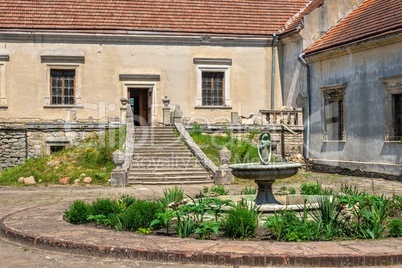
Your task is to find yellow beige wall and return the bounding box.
[0,36,276,125]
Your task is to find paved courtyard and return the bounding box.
[0,173,402,267]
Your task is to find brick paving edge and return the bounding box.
[0,209,402,267]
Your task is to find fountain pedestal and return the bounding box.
[229,162,301,205]
[255,180,280,205]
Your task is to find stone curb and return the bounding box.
[1,206,402,267]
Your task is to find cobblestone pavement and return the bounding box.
[0,173,402,268]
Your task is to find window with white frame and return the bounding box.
[321,84,346,141]
[381,75,402,141]
[0,55,9,107]
[194,58,231,107]
[41,55,84,108]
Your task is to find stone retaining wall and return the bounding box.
[0,123,120,172]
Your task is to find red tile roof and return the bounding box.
[0,0,311,36]
[306,0,402,54]
[280,0,324,34]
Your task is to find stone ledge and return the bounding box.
[1,205,402,267]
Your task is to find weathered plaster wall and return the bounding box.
[307,41,402,177]
[0,36,274,126]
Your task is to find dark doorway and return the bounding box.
[128,88,150,126]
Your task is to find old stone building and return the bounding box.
[0,0,401,179]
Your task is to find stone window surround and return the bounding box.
[45,140,70,155]
[381,74,402,142]
[41,55,84,109]
[120,74,159,126]
[320,83,347,142]
[194,58,232,109]
[0,55,9,108]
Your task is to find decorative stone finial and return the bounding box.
[162,96,170,107]
[219,147,231,166]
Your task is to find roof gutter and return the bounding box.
[271,33,277,109]
[298,53,311,159]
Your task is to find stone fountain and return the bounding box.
[229,132,302,205]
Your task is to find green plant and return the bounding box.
[121,200,164,231]
[64,200,91,224]
[288,187,296,194]
[190,123,203,135]
[221,199,259,239]
[210,185,229,196]
[137,227,152,235]
[195,220,219,240]
[300,181,322,195]
[388,218,402,237]
[160,186,184,208]
[150,209,175,235]
[264,210,321,242]
[241,186,257,195]
[91,198,123,216]
[307,195,345,239]
[176,214,196,238]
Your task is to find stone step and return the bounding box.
[128,179,212,185]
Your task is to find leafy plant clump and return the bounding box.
[300,181,323,195]
[63,200,92,225]
[221,200,260,239]
[0,127,126,186]
[63,185,402,242]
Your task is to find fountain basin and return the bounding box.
[229,162,302,205]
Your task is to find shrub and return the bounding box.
[64,200,91,225]
[221,200,259,239]
[122,200,164,231]
[388,218,402,237]
[91,198,123,216]
[264,210,322,242]
[300,182,323,195]
[210,185,229,196]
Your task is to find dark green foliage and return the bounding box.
[388,218,402,237]
[91,198,123,216]
[264,210,322,242]
[195,220,219,239]
[221,200,259,239]
[119,195,136,208]
[64,200,91,225]
[121,200,164,231]
[300,181,323,195]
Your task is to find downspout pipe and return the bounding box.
[298,53,311,159]
[270,33,277,109]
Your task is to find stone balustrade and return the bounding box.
[259,108,303,126]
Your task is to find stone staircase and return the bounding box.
[128,126,213,184]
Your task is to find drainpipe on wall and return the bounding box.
[298,53,311,159]
[271,33,277,109]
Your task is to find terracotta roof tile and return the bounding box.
[306,0,402,54]
[0,0,311,36]
[280,0,324,33]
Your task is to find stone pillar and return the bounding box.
[213,147,234,185]
[110,150,127,187]
[162,96,171,126]
[120,98,129,124]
